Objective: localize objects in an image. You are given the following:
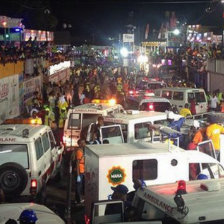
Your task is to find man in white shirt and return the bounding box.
[210,93,218,111]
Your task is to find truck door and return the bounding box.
[86,123,96,142]
[41,132,52,182]
[100,125,124,144]
[196,140,216,160]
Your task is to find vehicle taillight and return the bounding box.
[148,103,154,111]
[84,214,90,224]
[176,180,187,195]
[30,179,37,195]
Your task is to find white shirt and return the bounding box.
[210,96,218,109]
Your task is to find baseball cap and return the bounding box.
[111,184,129,195]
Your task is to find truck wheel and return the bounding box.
[0,162,28,196]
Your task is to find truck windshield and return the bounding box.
[68,113,81,130]
[0,144,29,168]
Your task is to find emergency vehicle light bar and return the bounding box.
[4,118,42,125]
[91,98,116,106]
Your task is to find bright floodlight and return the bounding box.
[137,55,148,63]
[173,29,180,35]
[120,47,129,57]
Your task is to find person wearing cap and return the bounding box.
[105,184,129,215]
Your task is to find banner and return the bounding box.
[48,68,70,84]
[23,76,42,105]
[0,75,20,124]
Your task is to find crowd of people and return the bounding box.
[0,39,71,65]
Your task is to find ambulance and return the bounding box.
[63,100,124,148]
[0,119,64,202]
[133,178,224,223]
[84,141,223,221]
[87,110,180,144]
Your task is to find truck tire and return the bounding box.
[0,162,28,196]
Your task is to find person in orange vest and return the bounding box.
[220,99,224,113]
[193,127,206,145]
[72,138,86,204]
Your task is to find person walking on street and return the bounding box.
[74,139,86,204]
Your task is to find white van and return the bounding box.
[0,123,64,201]
[154,87,208,114]
[63,102,124,148]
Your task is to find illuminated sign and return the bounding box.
[107,166,126,186]
[24,29,54,42]
[0,16,23,28]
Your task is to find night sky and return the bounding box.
[0,0,223,44]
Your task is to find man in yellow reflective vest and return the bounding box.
[44,107,55,127]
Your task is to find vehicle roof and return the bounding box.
[87,143,219,163]
[69,103,123,113]
[0,203,64,224]
[140,97,171,104]
[104,111,167,123]
[140,178,224,223]
[156,87,204,91]
[0,124,50,143]
[86,142,184,157]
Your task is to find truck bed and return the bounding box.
[137,178,224,223]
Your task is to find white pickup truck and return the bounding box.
[132,178,224,223]
[84,141,224,222]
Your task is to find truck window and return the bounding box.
[105,122,128,143]
[195,92,206,103]
[188,93,194,103]
[133,159,157,180]
[101,126,123,144]
[173,91,183,101]
[162,90,172,99]
[0,144,29,168]
[135,123,151,140]
[42,132,50,152]
[35,137,44,160]
[189,163,224,180]
[68,113,81,130]
[49,131,56,149]
[83,114,99,129]
[197,141,215,159]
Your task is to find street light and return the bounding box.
[173,28,180,36]
[120,47,129,57]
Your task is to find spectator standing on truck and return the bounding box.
[74,138,86,204]
[206,117,224,160]
[193,127,206,145]
[179,103,192,117]
[94,116,104,141]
